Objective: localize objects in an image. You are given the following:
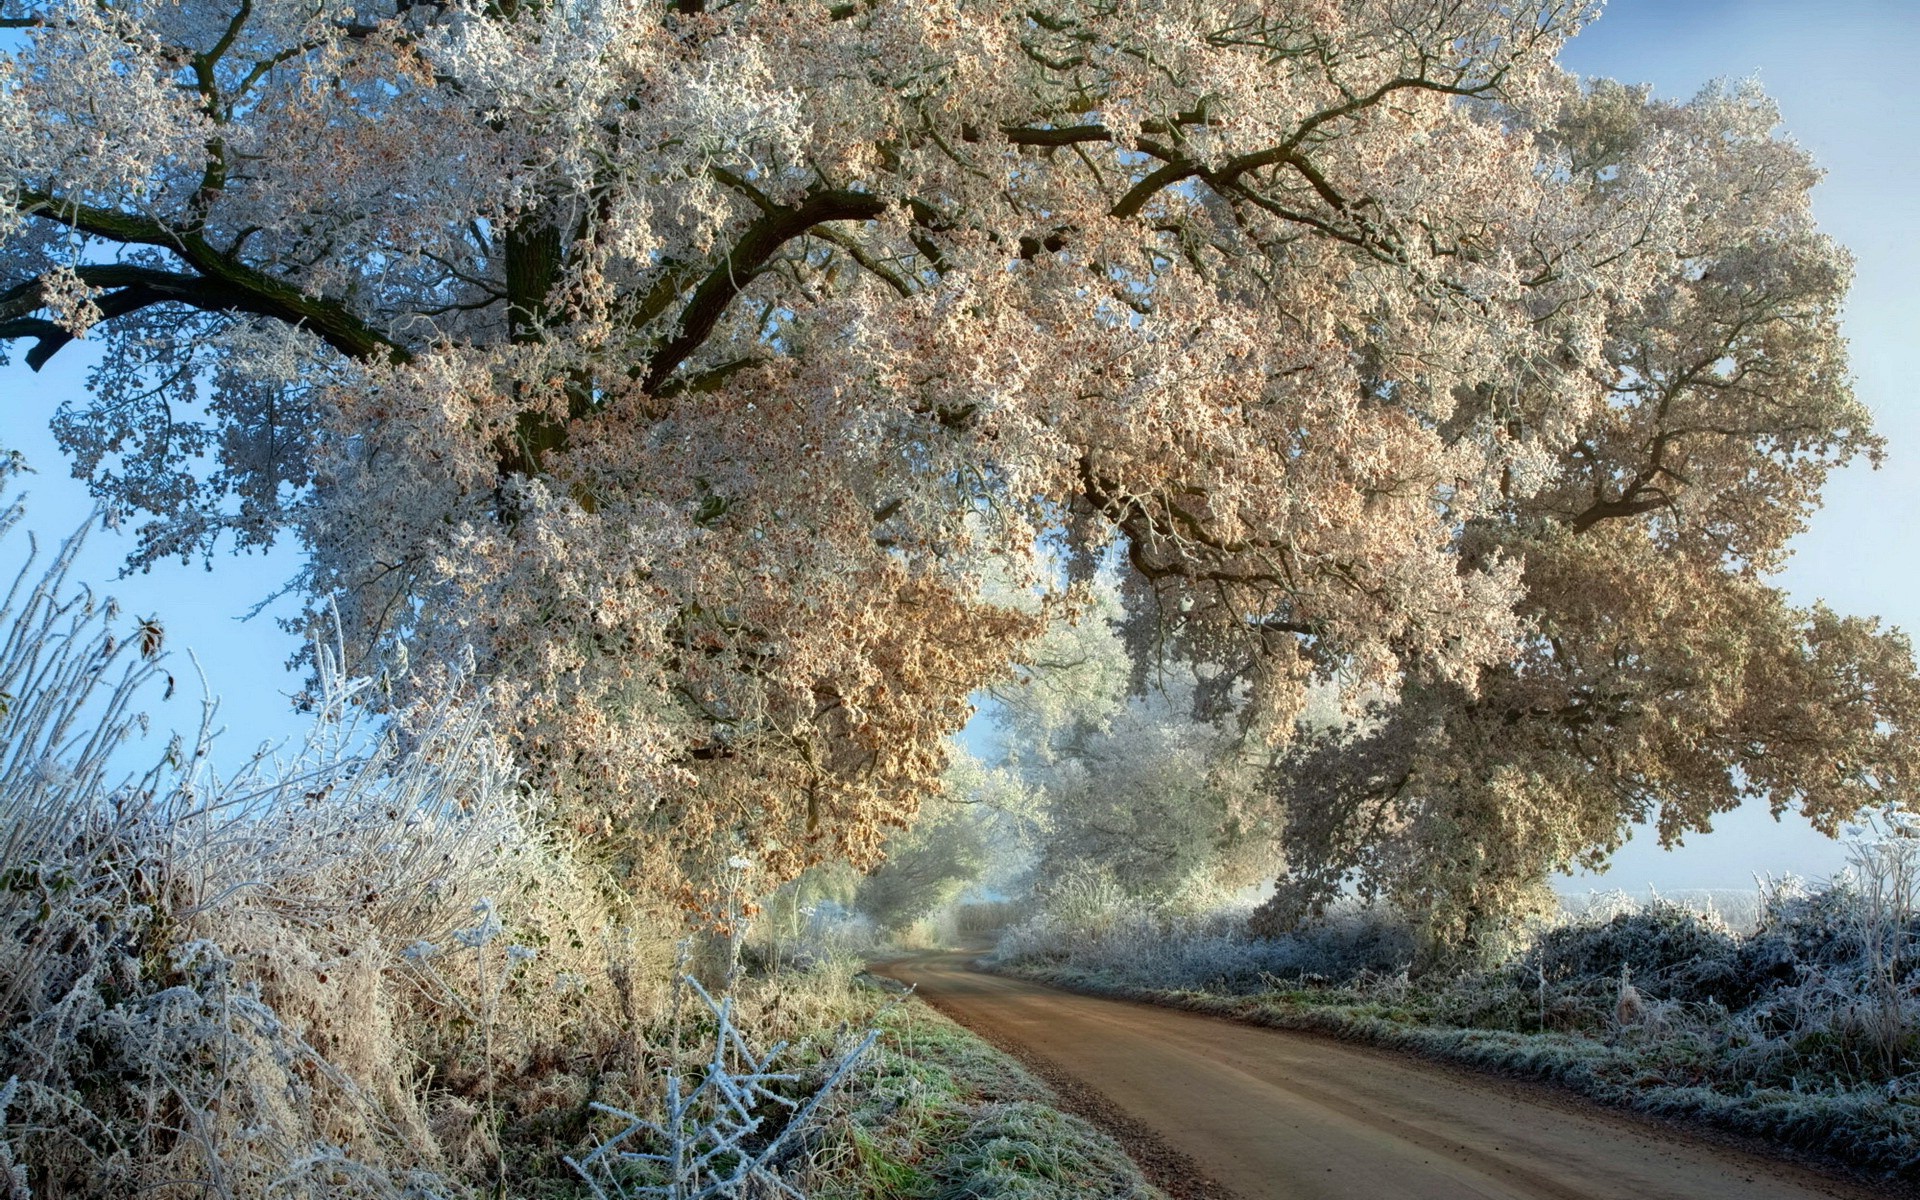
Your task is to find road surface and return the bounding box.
[877,950,1900,1200]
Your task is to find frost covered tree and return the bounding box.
[853,799,989,931]
[2,0,1914,914]
[1251,85,1920,948]
[980,578,1277,902]
[1029,683,1277,903]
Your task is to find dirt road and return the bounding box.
[878,951,1897,1200]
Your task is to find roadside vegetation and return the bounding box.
[990,864,1920,1180]
[792,998,1162,1200]
[0,500,1158,1200]
[819,558,1920,1185]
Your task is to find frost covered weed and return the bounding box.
[0,515,674,1197]
[567,965,882,1200]
[996,867,1920,1177]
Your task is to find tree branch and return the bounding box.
[1567,494,1671,533]
[6,193,411,365]
[641,188,888,395]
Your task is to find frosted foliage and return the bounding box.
[1035,680,1278,902]
[1249,77,1920,949]
[972,575,1274,903]
[2,1,1909,908]
[987,573,1133,764]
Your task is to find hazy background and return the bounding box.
[3,0,1913,890]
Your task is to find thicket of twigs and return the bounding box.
[994,862,1920,1177]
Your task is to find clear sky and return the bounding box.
[4,355,315,760]
[3,0,1916,886]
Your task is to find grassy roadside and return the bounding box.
[988,957,1920,1187]
[795,981,1167,1200]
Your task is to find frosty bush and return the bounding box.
[1512,901,1748,1007]
[994,870,1415,995]
[0,502,670,1198]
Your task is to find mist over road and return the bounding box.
[878,951,1895,1200]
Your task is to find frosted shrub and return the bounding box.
[1511,901,1747,1007]
[1746,877,1874,973]
[1696,851,1920,1087]
[994,874,1415,995]
[1430,879,1920,1099]
[0,505,668,1198]
[1846,830,1920,1076]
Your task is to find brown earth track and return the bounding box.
[876,950,1908,1200]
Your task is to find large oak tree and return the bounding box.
[2,0,1912,919]
[1252,80,1920,948]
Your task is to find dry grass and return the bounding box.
[0,508,674,1197]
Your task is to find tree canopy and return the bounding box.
[3,0,1913,926]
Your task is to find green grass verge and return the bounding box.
[800,992,1166,1200]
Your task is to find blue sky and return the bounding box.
[4,353,314,760]
[3,0,1916,887]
